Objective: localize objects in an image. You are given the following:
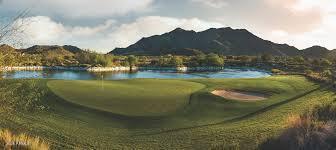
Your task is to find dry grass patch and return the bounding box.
[0,129,49,150]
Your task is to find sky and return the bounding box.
[0,0,335,53]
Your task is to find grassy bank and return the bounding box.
[0,76,334,149]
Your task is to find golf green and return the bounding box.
[1,76,332,149]
[47,79,205,117]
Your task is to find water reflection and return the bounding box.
[1,68,271,80]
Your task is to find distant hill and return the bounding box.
[109,27,300,56]
[301,46,330,58]
[22,45,83,55]
[0,44,17,53]
[1,29,335,60]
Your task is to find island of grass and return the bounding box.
[0,75,334,149]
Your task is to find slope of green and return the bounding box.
[47,80,205,117]
[0,76,333,149]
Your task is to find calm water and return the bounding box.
[0,68,271,80]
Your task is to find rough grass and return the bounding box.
[260,103,336,150]
[0,75,333,149]
[0,129,49,150]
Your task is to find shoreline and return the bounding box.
[0,66,137,72]
[0,66,269,73]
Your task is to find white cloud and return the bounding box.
[109,16,224,48]
[266,12,336,49]
[12,13,336,53]
[70,20,115,36]
[13,16,224,53]
[191,0,228,8]
[261,0,336,49]
[2,0,154,18]
[14,16,67,45]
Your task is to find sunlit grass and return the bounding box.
[0,129,49,150]
[0,76,333,149]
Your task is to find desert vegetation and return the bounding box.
[0,129,49,150]
[0,75,334,149]
[1,1,335,149]
[1,44,335,149]
[260,100,336,150]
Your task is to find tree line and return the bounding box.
[0,50,335,68]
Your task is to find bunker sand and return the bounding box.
[212,90,268,101]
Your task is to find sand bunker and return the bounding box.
[211,90,268,101]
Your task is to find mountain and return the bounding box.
[109,27,300,56]
[0,44,17,53]
[326,49,336,59]
[301,46,330,58]
[22,45,83,55]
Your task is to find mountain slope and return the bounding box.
[0,44,17,53]
[109,27,300,56]
[301,46,330,58]
[22,45,83,55]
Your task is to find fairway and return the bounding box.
[1,75,332,149]
[47,79,205,116]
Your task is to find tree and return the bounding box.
[158,56,170,67]
[261,54,273,63]
[195,54,207,66]
[320,59,332,68]
[322,70,332,78]
[206,53,224,66]
[94,54,107,67]
[75,52,92,65]
[237,55,252,63]
[312,59,320,67]
[170,56,184,67]
[304,69,313,75]
[3,52,17,66]
[127,55,138,66]
[0,9,30,46]
[0,52,3,67]
[293,56,305,64]
[0,8,31,68]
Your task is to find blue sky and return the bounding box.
[0,0,335,53]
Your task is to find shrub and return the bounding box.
[312,103,336,122]
[0,129,49,150]
[260,115,336,150]
[271,69,282,74]
[304,69,314,75]
[206,53,224,66]
[260,101,336,150]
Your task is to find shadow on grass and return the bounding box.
[133,84,330,136]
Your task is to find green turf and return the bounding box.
[47,80,205,116]
[0,75,333,149]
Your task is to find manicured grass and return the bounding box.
[47,80,205,116]
[0,75,333,149]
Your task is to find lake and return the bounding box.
[0,68,271,80]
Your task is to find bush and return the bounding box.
[271,69,282,74]
[206,53,224,66]
[260,102,336,150]
[260,115,336,150]
[0,129,49,150]
[313,103,336,122]
[305,69,314,75]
